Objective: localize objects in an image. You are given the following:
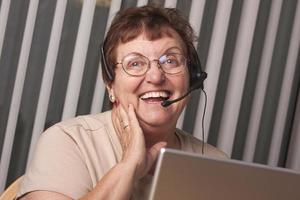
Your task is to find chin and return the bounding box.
[135,99,185,128]
[137,111,177,129]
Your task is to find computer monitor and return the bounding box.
[149,148,300,200]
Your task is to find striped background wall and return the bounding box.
[0,0,300,191]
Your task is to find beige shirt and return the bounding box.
[17,111,227,199]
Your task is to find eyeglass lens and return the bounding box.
[121,53,186,76]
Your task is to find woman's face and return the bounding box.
[109,32,189,130]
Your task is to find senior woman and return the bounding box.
[17,5,227,200]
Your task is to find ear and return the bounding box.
[106,85,116,103]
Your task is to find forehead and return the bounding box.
[116,31,186,59]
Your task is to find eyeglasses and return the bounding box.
[115,53,187,77]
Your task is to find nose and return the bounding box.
[145,61,166,84]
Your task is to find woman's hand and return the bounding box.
[113,104,167,179]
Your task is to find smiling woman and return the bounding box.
[16,5,227,200]
[109,35,190,136]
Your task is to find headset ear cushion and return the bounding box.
[189,49,207,89]
[101,43,114,81]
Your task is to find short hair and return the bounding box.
[102,5,197,85]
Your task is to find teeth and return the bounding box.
[140,91,169,99]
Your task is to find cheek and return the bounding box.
[177,73,190,91]
[112,73,143,102]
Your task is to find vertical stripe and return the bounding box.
[26,0,67,168]
[76,5,110,116]
[106,0,122,31]
[254,0,297,164]
[243,0,283,162]
[91,0,122,114]
[93,89,108,112]
[217,0,260,155]
[148,0,164,6]
[286,90,300,170]
[0,0,11,55]
[164,0,177,8]
[44,1,82,129]
[196,0,218,66]
[193,0,233,141]
[182,0,218,134]
[176,0,206,129]
[0,0,30,159]
[175,2,193,129]
[232,0,272,160]
[277,51,300,167]
[121,0,137,9]
[286,59,300,170]
[189,0,205,45]
[174,0,192,129]
[7,0,57,186]
[207,0,243,147]
[137,0,148,7]
[0,0,39,191]
[62,0,96,120]
[175,0,192,19]
[268,0,300,166]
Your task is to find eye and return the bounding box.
[124,56,147,70]
[160,54,179,66]
[130,61,140,67]
[128,60,146,68]
[166,57,178,65]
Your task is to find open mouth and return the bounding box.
[139,91,171,102]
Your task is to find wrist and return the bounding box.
[118,159,144,181]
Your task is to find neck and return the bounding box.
[142,125,180,150]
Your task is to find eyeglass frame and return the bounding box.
[113,52,188,77]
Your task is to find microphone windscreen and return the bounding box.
[161,100,172,107]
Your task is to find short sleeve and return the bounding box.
[16,125,93,199]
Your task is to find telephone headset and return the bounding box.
[101,38,208,154]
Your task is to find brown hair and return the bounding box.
[102,5,197,85]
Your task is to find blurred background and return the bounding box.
[0,0,299,192]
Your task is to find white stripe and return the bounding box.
[176,0,206,129]
[270,1,300,167]
[137,0,148,7]
[164,0,177,8]
[62,0,96,119]
[0,0,39,192]
[105,0,122,34]
[217,0,260,156]
[176,108,185,129]
[286,93,300,170]
[243,0,283,162]
[194,0,233,141]
[91,0,122,114]
[0,0,11,56]
[26,0,67,168]
[189,0,206,43]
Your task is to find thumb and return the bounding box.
[146,142,167,171]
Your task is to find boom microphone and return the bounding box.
[161,72,207,107]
